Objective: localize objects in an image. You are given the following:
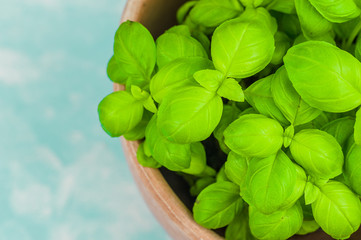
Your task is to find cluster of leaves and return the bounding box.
[98,0,361,239]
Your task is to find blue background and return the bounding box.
[0,0,170,239]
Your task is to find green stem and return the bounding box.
[345,17,361,50]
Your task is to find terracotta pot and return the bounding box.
[114,1,361,239]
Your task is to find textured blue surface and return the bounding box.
[0,0,170,239]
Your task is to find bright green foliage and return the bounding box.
[100,5,361,239]
[296,220,320,235]
[355,108,361,145]
[284,41,361,112]
[281,163,307,209]
[189,0,244,28]
[271,31,291,65]
[241,151,299,214]
[156,32,208,69]
[321,117,355,147]
[311,181,361,239]
[98,91,144,137]
[150,57,213,103]
[356,34,361,61]
[123,110,152,141]
[216,165,229,182]
[290,129,344,179]
[249,202,303,240]
[224,151,248,186]
[271,66,321,126]
[245,74,289,126]
[294,0,333,39]
[113,21,156,86]
[145,115,191,171]
[211,18,275,78]
[176,1,198,24]
[190,177,215,197]
[136,142,161,168]
[267,0,296,14]
[213,104,241,153]
[193,181,243,229]
[181,142,208,175]
[225,208,256,240]
[224,114,284,158]
[344,136,361,195]
[157,86,223,144]
[236,7,278,35]
[309,0,360,23]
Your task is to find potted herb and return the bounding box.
[99,0,361,239]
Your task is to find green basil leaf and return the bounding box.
[355,108,361,145]
[193,69,224,92]
[106,55,127,84]
[284,41,361,113]
[123,110,152,141]
[225,151,248,186]
[150,57,213,103]
[240,0,272,8]
[249,202,303,240]
[190,177,216,197]
[309,0,360,23]
[217,78,244,102]
[213,104,242,154]
[189,0,244,28]
[271,31,292,65]
[244,75,289,126]
[113,21,156,85]
[290,129,344,179]
[181,142,208,175]
[334,17,361,41]
[294,0,333,39]
[284,125,295,148]
[267,0,296,14]
[271,66,322,126]
[136,142,161,168]
[224,114,284,158]
[277,14,302,38]
[216,164,230,182]
[281,163,307,209]
[294,112,329,132]
[242,150,299,214]
[191,30,211,56]
[296,220,320,235]
[225,208,256,240]
[145,115,191,171]
[157,86,223,144]
[237,7,278,35]
[165,25,191,36]
[312,181,361,239]
[193,181,243,229]
[356,33,361,61]
[304,181,321,205]
[176,1,198,24]
[321,116,355,147]
[211,19,275,78]
[344,136,361,195]
[156,33,208,69]
[98,91,144,137]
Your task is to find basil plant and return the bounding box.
[99,1,361,239]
